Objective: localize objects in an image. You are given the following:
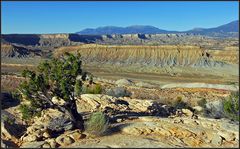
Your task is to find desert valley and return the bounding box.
[1,4,239,148]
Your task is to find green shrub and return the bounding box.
[94,84,102,94]
[74,80,82,97]
[19,104,41,120]
[197,98,207,108]
[19,104,33,120]
[173,96,190,109]
[82,84,102,94]
[85,112,108,136]
[223,91,239,121]
[2,115,15,125]
[11,91,20,100]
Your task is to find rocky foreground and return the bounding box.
[1,79,239,148]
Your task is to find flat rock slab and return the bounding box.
[69,134,172,148]
[20,141,45,148]
[66,116,239,148]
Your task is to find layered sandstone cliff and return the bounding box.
[1,44,41,58]
[53,45,227,67]
[2,34,238,49]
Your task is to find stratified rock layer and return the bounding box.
[54,44,228,67]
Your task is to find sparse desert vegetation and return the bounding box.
[1,15,239,148]
[223,91,239,121]
[1,46,239,147]
[85,112,108,136]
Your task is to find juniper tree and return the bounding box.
[18,52,87,130]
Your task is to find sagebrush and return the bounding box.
[82,84,102,94]
[85,112,108,136]
[223,91,239,121]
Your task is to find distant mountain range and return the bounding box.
[77,20,239,37]
[77,25,175,35]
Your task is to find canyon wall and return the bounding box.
[2,34,238,49]
[2,34,238,66]
[53,45,229,67]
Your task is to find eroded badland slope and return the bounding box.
[1,34,239,148]
[54,44,238,66]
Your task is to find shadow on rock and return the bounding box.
[1,139,19,148]
[1,92,20,109]
[104,101,176,124]
[1,119,27,140]
[103,123,132,136]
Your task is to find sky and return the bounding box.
[2,1,239,34]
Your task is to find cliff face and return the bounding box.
[1,44,41,58]
[2,34,106,47]
[2,34,238,49]
[207,47,239,64]
[2,34,238,66]
[2,34,41,46]
[2,34,74,47]
[54,45,226,67]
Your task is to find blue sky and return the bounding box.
[2,1,239,34]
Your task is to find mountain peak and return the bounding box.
[187,20,239,35]
[77,25,171,35]
[126,25,156,28]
